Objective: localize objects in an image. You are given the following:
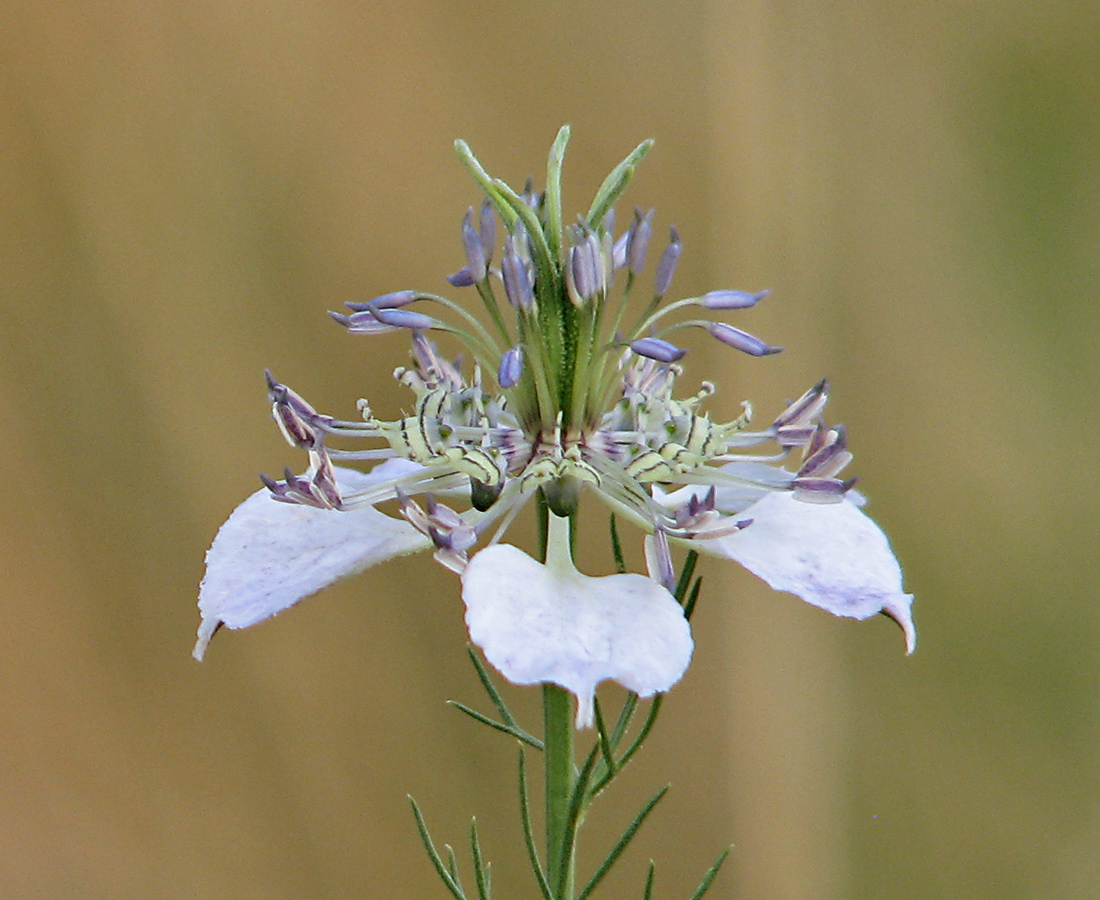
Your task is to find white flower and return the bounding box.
[195,131,915,720]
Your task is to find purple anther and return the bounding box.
[498,346,524,388]
[700,289,771,310]
[501,252,534,310]
[369,307,434,330]
[650,528,676,593]
[345,290,416,312]
[791,476,857,504]
[653,226,681,298]
[310,451,343,509]
[627,208,653,274]
[265,370,329,448]
[612,229,629,270]
[462,207,487,282]
[447,267,476,287]
[479,199,496,265]
[774,379,829,429]
[706,322,783,357]
[630,337,687,363]
[569,241,598,302]
[798,425,853,479]
[521,176,539,210]
[328,310,400,335]
[771,380,829,448]
[602,208,615,236]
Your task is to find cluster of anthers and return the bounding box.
[195,131,913,725]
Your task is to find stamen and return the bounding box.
[462,207,488,282]
[627,207,654,275]
[501,249,534,311]
[447,267,476,287]
[630,337,687,364]
[328,310,400,335]
[369,307,436,331]
[345,290,416,311]
[478,199,496,266]
[699,289,770,310]
[265,370,332,449]
[645,528,676,592]
[653,226,681,298]
[797,425,852,479]
[704,322,783,357]
[498,347,524,388]
[772,379,829,448]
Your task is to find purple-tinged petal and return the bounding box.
[700,289,770,310]
[630,337,687,363]
[706,322,783,357]
[195,462,430,660]
[463,516,693,727]
[700,492,915,652]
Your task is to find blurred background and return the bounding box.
[1,1,1098,897]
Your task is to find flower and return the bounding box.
[195,129,914,722]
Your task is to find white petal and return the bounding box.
[700,492,915,652]
[195,463,430,660]
[462,516,693,727]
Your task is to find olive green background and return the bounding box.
[2,2,1097,898]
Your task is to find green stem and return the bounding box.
[543,683,575,899]
[540,508,576,899]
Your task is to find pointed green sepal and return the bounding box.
[454,139,518,229]
[545,125,571,262]
[586,138,654,229]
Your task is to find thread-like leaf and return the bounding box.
[470,819,490,900]
[593,698,616,777]
[674,551,699,603]
[445,844,464,894]
[591,695,662,796]
[576,786,670,900]
[683,576,703,621]
[408,796,466,900]
[609,692,639,749]
[448,700,543,750]
[556,745,600,900]
[609,515,627,574]
[641,861,656,900]
[517,749,553,900]
[687,847,731,900]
